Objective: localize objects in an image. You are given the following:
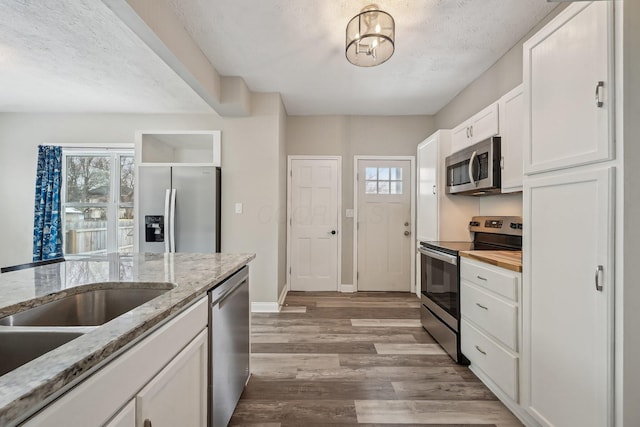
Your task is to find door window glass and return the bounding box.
[364,167,403,195]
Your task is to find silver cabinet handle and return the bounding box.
[476,275,487,281]
[466,127,470,138]
[476,303,488,310]
[470,125,473,138]
[432,184,436,195]
[595,81,604,108]
[404,230,411,236]
[595,265,604,291]
[475,345,486,355]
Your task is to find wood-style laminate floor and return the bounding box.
[230,292,523,427]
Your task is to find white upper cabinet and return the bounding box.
[416,132,440,242]
[416,130,478,243]
[136,130,221,166]
[451,102,499,154]
[523,1,612,175]
[499,84,524,193]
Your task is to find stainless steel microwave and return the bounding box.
[445,136,501,195]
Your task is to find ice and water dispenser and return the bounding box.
[145,216,164,242]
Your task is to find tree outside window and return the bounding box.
[62,150,134,255]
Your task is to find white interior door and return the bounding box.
[289,158,339,291]
[357,159,411,291]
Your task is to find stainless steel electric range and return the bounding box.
[418,216,522,364]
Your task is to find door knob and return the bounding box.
[404,231,411,236]
[329,230,337,235]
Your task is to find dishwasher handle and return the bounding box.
[210,266,249,305]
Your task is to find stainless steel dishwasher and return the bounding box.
[208,266,250,427]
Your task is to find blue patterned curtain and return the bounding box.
[33,145,63,261]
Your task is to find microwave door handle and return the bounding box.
[468,150,477,187]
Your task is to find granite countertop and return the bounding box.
[459,250,522,272]
[0,252,255,426]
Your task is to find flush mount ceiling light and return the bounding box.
[346,4,395,67]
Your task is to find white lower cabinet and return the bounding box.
[23,298,208,427]
[460,257,537,425]
[461,319,518,401]
[136,330,208,427]
[105,400,136,427]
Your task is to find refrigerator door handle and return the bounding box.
[164,189,171,253]
[170,189,177,253]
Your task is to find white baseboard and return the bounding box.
[468,365,541,427]
[278,286,288,308]
[251,302,280,313]
[340,284,355,293]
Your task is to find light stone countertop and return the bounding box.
[0,252,255,426]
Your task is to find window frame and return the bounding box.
[61,148,134,256]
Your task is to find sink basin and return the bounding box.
[0,329,85,376]
[0,288,170,327]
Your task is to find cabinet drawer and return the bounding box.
[461,258,519,300]
[461,319,519,402]
[461,282,518,351]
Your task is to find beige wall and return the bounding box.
[0,93,285,304]
[287,115,437,284]
[277,97,288,300]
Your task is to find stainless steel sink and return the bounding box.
[0,288,170,327]
[0,329,85,376]
[0,286,172,376]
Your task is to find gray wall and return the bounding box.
[0,93,286,305]
[622,0,640,424]
[287,115,437,284]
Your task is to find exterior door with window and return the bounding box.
[62,151,134,255]
[289,158,340,292]
[357,159,411,291]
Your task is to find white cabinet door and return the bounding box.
[470,102,499,144]
[105,400,135,427]
[523,167,614,427]
[523,1,612,175]
[136,330,208,427]
[451,103,500,154]
[451,121,472,154]
[499,85,524,193]
[416,134,439,242]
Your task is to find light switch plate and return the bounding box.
[346,209,354,218]
[235,203,243,214]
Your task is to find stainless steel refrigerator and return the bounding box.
[138,166,221,253]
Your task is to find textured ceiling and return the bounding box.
[165,0,557,115]
[0,0,557,115]
[0,0,212,113]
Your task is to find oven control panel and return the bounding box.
[469,216,523,236]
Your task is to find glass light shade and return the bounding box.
[345,7,395,67]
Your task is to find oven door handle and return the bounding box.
[417,247,457,265]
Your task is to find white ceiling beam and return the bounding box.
[102,0,251,117]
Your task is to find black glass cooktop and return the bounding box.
[420,239,521,255]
